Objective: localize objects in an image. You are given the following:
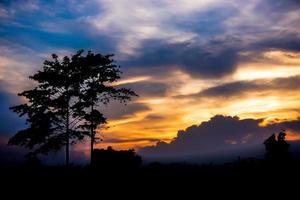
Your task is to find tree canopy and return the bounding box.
[9,50,137,166]
[264,130,290,161]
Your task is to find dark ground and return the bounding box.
[1,158,299,198]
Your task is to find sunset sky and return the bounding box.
[1,0,300,160]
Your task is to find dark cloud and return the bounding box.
[140,115,300,158]
[119,0,300,79]
[200,81,263,98]
[273,119,300,133]
[123,41,240,78]
[101,101,151,120]
[143,114,166,121]
[254,33,300,52]
[256,0,300,13]
[1,0,299,80]
[119,81,168,97]
[201,75,300,97]
[124,33,300,79]
[179,75,300,99]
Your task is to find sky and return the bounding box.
[1,0,300,160]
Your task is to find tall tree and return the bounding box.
[9,50,137,166]
[75,51,137,165]
[9,51,88,166]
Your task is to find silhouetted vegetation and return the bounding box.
[264,130,290,162]
[8,50,137,166]
[1,149,300,196]
[92,147,142,169]
[1,135,300,198]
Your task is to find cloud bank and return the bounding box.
[140,115,300,158]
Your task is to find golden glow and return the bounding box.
[226,97,281,114]
[286,131,300,141]
[96,49,300,150]
[3,48,299,150]
[113,75,151,86]
[234,63,300,81]
[234,50,300,81]
[263,50,300,65]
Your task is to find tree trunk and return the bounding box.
[66,104,70,167]
[90,104,94,166]
[90,126,94,166]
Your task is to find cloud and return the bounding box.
[119,81,168,97]
[0,5,9,18]
[254,34,300,52]
[82,0,300,78]
[143,114,166,121]
[274,119,300,133]
[255,0,300,13]
[122,41,240,78]
[89,0,223,56]
[122,34,300,79]
[0,0,39,14]
[0,0,108,52]
[178,75,300,99]
[139,115,300,158]
[0,40,55,93]
[1,0,300,79]
[104,137,161,144]
[101,101,151,120]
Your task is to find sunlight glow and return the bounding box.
[100,55,300,149]
[113,76,151,85]
[234,64,300,81]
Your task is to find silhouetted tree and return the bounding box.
[9,51,89,166]
[277,131,290,159]
[74,51,137,165]
[264,130,290,162]
[9,50,137,166]
[92,146,142,169]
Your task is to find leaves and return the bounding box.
[76,51,138,134]
[9,49,137,161]
[9,51,86,156]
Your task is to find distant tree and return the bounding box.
[276,131,290,158]
[9,51,89,166]
[74,51,137,165]
[92,146,142,169]
[264,130,290,161]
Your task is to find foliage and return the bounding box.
[264,130,290,161]
[8,50,137,166]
